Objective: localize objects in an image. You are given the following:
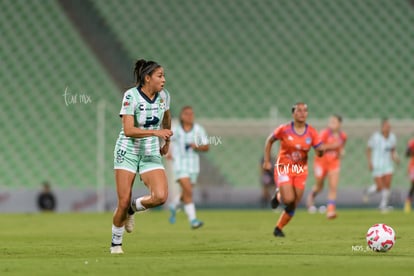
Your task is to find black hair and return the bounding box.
[134,59,161,86]
[332,114,343,123]
[291,102,307,113]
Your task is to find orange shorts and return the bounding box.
[274,173,308,190]
[314,160,340,179]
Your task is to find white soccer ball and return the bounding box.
[366,223,396,252]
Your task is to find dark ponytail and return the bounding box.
[134,59,161,86]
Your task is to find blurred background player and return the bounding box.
[37,181,56,212]
[168,106,209,229]
[259,155,275,208]
[111,59,173,254]
[404,136,414,213]
[263,102,323,237]
[307,115,347,219]
[364,118,399,212]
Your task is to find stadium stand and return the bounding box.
[91,0,413,119]
[90,0,413,188]
[0,0,121,188]
[0,0,412,195]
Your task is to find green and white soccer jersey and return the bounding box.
[114,87,170,174]
[368,131,397,177]
[172,123,208,183]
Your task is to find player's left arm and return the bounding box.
[391,135,400,165]
[191,126,209,152]
[311,128,324,157]
[391,148,400,165]
[160,110,172,155]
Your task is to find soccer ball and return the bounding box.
[366,223,396,252]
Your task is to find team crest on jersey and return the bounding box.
[288,135,293,141]
[159,102,165,110]
[305,137,311,144]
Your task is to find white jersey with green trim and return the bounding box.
[367,131,396,170]
[171,123,208,174]
[115,87,170,156]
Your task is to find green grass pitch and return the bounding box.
[1,209,413,276]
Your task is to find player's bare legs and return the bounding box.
[274,184,304,237]
[136,169,168,208]
[327,170,339,219]
[307,177,324,212]
[111,169,136,254]
[169,177,203,228]
[405,180,414,213]
[379,173,393,211]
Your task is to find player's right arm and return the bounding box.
[263,132,278,171]
[366,135,374,171]
[406,140,414,157]
[122,115,172,139]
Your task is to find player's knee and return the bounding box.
[152,190,168,206]
[284,202,296,215]
[282,197,295,206]
[117,198,130,212]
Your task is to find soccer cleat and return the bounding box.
[110,245,124,254]
[273,227,285,237]
[169,205,177,224]
[191,219,204,229]
[270,188,280,209]
[327,212,337,219]
[404,200,411,213]
[125,213,135,233]
[362,188,369,203]
[379,206,393,214]
[308,205,317,214]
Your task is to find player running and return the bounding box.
[404,137,414,213]
[364,118,399,212]
[168,106,209,229]
[264,102,323,237]
[307,115,347,219]
[110,59,173,254]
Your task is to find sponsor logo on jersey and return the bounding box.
[139,104,159,111]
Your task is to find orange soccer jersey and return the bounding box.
[314,128,347,178]
[407,139,414,181]
[272,122,322,187]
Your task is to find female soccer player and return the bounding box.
[110,59,173,254]
[364,118,399,212]
[307,115,347,219]
[404,137,414,213]
[168,106,209,229]
[264,102,323,237]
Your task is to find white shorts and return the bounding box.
[372,165,393,178]
[175,171,199,184]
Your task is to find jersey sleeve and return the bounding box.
[367,133,375,148]
[272,125,285,140]
[162,89,170,111]
[390,133,397,148]
[409,140,414,151]
[119,89,136,116]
